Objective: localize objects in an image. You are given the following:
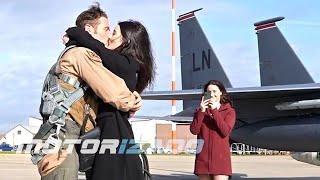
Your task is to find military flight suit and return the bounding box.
[37,47,138,180]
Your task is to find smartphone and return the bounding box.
[203,92,212,101]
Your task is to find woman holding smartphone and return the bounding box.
[190,80,236,180]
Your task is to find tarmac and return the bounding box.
[0,154,320,180]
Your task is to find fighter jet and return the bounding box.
[141,9,320,152]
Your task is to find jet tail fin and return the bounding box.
[178,9,232,109]
[255,17,314,86]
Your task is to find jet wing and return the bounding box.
[140,83,320,123]
[142,89,202,100]
[142,83,320,101]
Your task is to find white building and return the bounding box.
[1,117,42,146]
[130,117,196,152]
[0,134,5,144]
[130,118,173,148]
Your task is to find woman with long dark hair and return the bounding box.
[65,20,155,180]
[190,80,236,180]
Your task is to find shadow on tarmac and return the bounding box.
[151,173,320,180]
[80,171,320,180]
[231,173,320,180]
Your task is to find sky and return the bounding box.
[0,0,320,133]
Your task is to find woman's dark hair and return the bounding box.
[203,80,232,105]
[114,20,156,93]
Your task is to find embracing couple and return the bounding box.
[34,2,155,180]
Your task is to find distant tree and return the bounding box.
[142,143,151,152]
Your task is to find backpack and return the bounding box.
[31,45,89,164]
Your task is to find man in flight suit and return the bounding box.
[36,3,142,180]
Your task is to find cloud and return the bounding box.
[0,1,176,132]
[214,42,260,87]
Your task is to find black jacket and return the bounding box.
[66,27,143,180]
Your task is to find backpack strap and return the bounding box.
[59,74,81,89]
[35,45,79,140]
[80,104,96,136]
[32,46,89,165]
[55,45,77,73]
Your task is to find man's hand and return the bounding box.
[130,91,142,112]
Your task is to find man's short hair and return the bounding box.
[76,2,108,28]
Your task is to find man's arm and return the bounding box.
[59,47,140,112]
